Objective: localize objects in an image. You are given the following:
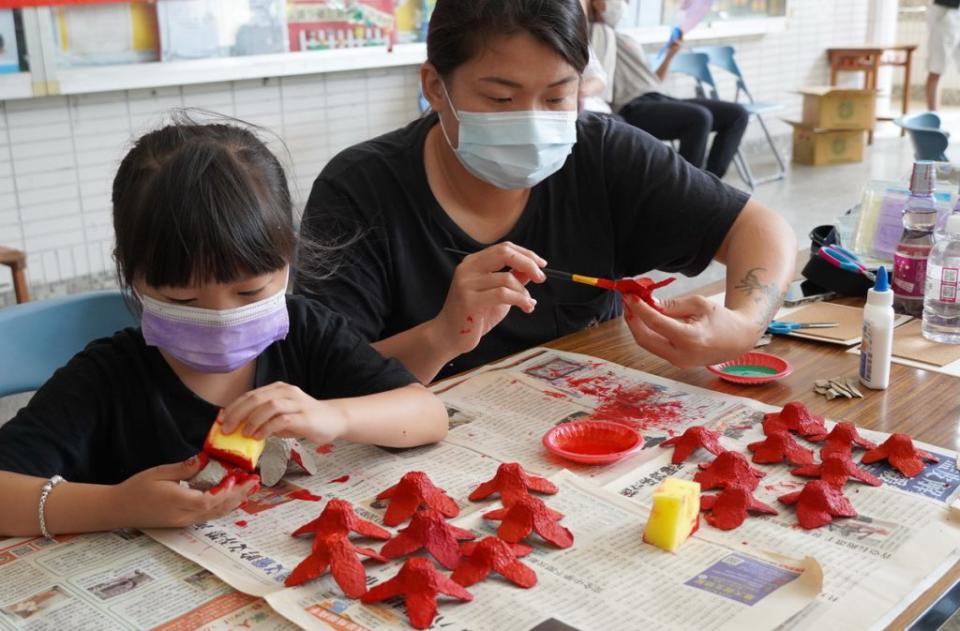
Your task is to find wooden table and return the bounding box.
[827,45,918,144]
[542,309,959,629]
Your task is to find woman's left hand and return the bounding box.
[624,294,761,368]
[220,382,347,444]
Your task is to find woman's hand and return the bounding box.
[220,382,348,444]
[432,242,547,355]
[624,294,762,368]
[113,455,259,529]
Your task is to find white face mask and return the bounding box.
[601,0,626,26]
[438,83,578,190]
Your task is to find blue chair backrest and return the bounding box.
[695,45,751,99]
[894,113,950,162]
[0,290,137,397]
[669,52,718,99]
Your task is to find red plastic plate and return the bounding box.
[707,352,793,385]
[542,420,644,465]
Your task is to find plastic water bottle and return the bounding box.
[922,212,960,343]
[893,161,938,317]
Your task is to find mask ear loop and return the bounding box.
[437,81,462,151]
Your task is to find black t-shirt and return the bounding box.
[298,113,749,378]
[936,0,960,9]
[0,296,415,484]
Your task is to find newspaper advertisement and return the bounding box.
[0,530,294,631]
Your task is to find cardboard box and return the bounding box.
[788,122,865,166]
[800,87,876,131]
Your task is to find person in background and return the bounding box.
[297,0,796,385]
[587,0,749,179]
[927,0,960,111]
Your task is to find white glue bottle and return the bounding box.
[859,266,895,390]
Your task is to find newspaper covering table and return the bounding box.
[0,530,295,631]
[6,347,959,630]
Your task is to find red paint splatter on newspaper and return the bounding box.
[290,489,323,502]
[315,444,334,454]
[328,475,351,484]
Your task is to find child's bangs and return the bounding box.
[135,145,294,289]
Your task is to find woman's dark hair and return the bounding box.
[427,0,589,76]
[112,116,295,293]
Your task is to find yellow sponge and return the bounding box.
[203,412,266,472]
[643,478,700,553]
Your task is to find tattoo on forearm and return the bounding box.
[735,267,785,332]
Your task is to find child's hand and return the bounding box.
[114,455,258,529]
[220,383,348,444]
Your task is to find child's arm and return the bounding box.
[0,457,257,538]
[221,383,448,449]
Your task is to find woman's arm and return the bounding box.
[625,199,796,367]
[655,39,683,80]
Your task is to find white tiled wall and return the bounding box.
[0,0,873,299]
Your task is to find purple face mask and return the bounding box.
[140,287,289,373]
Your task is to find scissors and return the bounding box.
[767,321,839,336]
[819,246,876,281]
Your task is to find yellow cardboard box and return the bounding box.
[800,87,876,131]
[788,122,865,166]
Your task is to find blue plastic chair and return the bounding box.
[894,112,950,162]
[668,51,719,101]
[694,45,786,189]
[0,290,137,397]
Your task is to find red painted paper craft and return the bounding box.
[615,277,675,312]
[748,432,815,466]
[468,462,558,505]
[376,471,459,526]
[284,531,386,597]
[700,486,778,530]
[452,537,537,588]
[362,557,474,630]
[292,499,391,540]
[380,508,476,570]
[778,480,857,529]
[791,453,881,488]
[694,451,766,491]
[764,402,828,438]
[483,495,574,549]
[860,433,939,478]
[659,426,726,464]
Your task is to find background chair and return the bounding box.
[694,45,787,189]
[894,112,950,162]
[0,290,136,397]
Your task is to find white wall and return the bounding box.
[0,0,874,301]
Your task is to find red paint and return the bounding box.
[701,486,778,530]
[285,531,387,597]
[468,462,558,505]
[381,508,476,570]
[695,452,766,491]
[202,411,263,472]
[235,520,249,528]
[764,402,828,438]
[659,426,726,464]
[328,475,351,484]
[376,471,459,527]
[861,433,939,478]
[748,432,815,466]
[315,443,335,454]
[209,475,236,496]
[778,480,857,529]
[361,557,474,630]
[453,536,537,588]
[543,391,568,400]
[792,453,881,488]
[563,377,683,431]
[292,499,391,540]
[290,489,323,502]
[483,495,574,549]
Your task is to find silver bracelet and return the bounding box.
[38,475,65,540]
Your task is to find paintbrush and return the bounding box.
[442,248,674,294]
